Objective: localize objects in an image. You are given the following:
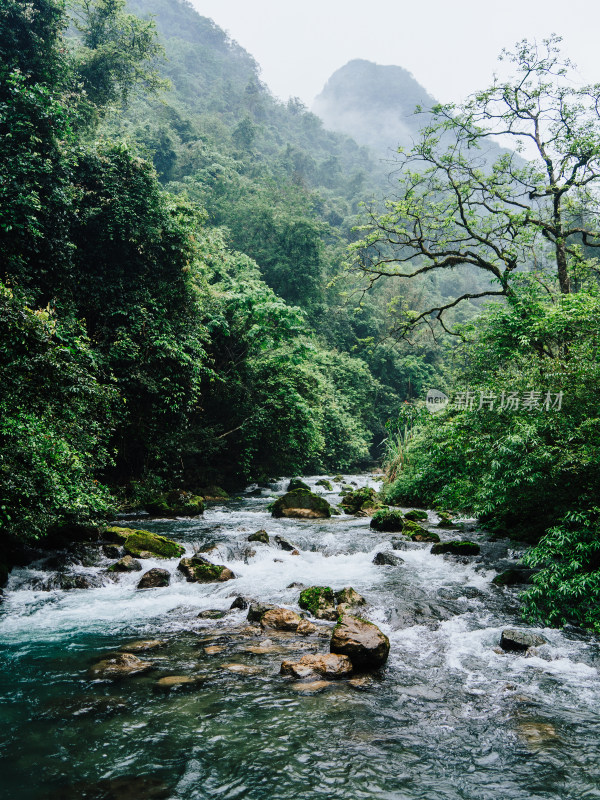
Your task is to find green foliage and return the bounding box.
[522,509,600,633]
[0,284,116,540]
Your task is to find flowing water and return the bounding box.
[1,475,599,800]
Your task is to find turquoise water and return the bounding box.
[1,476,599,799]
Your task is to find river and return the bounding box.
[1,475,599,800]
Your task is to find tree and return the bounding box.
[352,36,600,335]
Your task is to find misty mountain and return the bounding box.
[313,59,437,155]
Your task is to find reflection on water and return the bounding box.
[0,475,598,800]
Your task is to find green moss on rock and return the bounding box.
[299,586,337,619]
[316,479,333,491]
[340,487,378,514]
[370,509,404,532]
[430,540,480,555]
[287,478,311,492]
[404,509,428,522]
[122,530,185,559]
[270,490,331,519]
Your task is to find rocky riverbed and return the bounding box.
[0,475,599,800]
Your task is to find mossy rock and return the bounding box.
[316,479,333,491]
[178,556,235,583]
[492,567,536,586]
[333,475,344,482]
[430,540,480,556]
[248,530,269,544]
[145,491,204,517]
[108,555,142,572]
[103,526,133,544]
[270,489,331,519]
[299,586,337,620]
[335,587,366,607]
[197,485,229,501]
[402,519,429,536]
[370,509,404,532]
[122,530,185,559]
[409,531,440,543]
[340,487,378,514]
[404,509,428,522]
[287,478,311,492]
[330,506,342,516]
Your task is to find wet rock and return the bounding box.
[102,544,122,559]
[33,573,102,591]
[404,509,428,522]
[298,586,338,620]
[45,775,170,800]
[221,663,261,675]
[290,680,331,693]
[437,512,455,528]
[274,535,297,551]
[287,581,305,589]
[330,614,390,670]
[154,675,204,693]
[119,640,165,653]
[137,568,170,589]
[500,628,547,652]
[88,652,153,680]
[248,530,269,544]
[287,477,311,492]
[391,538,423,551]
[333,475,344,482]
[291,549,300,556]
[370,509,404,532]
[373,551,404,566]
[196,485,229,501]
[492,567,536,586]
[205,645,225,655]
[431,540,480,556]
[516,719,559,749]
[104,527,184,559]
[230,596,250,610]
[246,602,276,622]
[197,609,227,619]
[270,490,332,519]
[335,587,366,607]
[281,653,353,679]
[297,619,318,635]
[340,487,378,514]
[108,555,142,573]
[316,479,333,491]
[146,490,204,517]
[409,530,440,543]
[178,555,235,583]
[260,607,303,631]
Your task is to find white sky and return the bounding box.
[190,0,600,107]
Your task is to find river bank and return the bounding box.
[0,475,598,800]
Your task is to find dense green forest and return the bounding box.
[2,0,600,635]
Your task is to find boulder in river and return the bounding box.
[500,628,547,652]
[260,607,303,631]
[178,556,235,583]
[436,512,455,528]
[287,477,311,492]
[108,555,142,573]
[370,509,404,532]
[145,490,204,517]
[316,479,333,491]
[335,587,366,607]
[330,614,390,670]
[248,530,269,544]
[298,586,338,620]
[197,609,227,619]
[492,567,536,586]
[430,541,480,556]
[230,595,250,610]
[281,653,353,680]
[340,487,379,514]
[373,551,404,566]
[274,535,297,551]
[137,568,170,589]
[404,509,428,522]
[104,527,184,559]
[88,652,153,680]
[270,489,332,519]
[246,602,276,622]
[196,485,229,501]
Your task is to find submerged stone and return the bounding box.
[88,652,153,680]
[154,675,204,692]
[373,551,404,566]
[248,530,269,544]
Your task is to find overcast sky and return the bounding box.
[190,0,600,107]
